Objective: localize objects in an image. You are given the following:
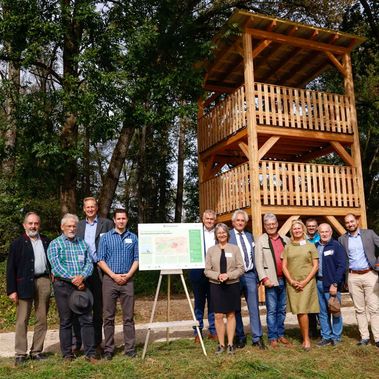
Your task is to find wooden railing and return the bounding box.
[198,83,353,152]
[200,161,359,214]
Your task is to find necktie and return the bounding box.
[238,232,250,268]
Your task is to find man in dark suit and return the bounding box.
[229,210,265,349]
[6,212,51,365]
[74,197,113,351]
[338,213,379,348]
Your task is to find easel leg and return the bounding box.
[142,273,163,359]
[180,274,207,357]
[166,274,171,343]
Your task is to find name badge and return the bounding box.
[300,240,307,246]
[100,233,105,238]
[124,238,133,244]
[251,242,255,248]
[324,250,334,256]
[78,254,84,262]
[225,252,233,258]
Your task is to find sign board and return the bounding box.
[138,223,205,270]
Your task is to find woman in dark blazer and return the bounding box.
[204,223,244,354]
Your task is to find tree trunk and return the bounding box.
[98,124,136,217]
[137,125,147,223]
[83,126,91,196]
[175,116,186,222]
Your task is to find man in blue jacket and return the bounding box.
[316,223,347,347]
[229,210,265,349]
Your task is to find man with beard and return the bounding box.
[7,212,51,366]
[339,214,379,348]
[48,213,97,362]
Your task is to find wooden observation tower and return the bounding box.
[198,10,367,237]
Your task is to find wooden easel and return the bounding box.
[141,269,207,359]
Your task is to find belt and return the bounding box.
[349,268,372,274]
[34,273,49,279]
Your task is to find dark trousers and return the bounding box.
[53,280,96,358]
[102,275,135,354]
[189,271,216,335]
[73,265,103,347]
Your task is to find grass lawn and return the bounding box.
[0,326,378,379]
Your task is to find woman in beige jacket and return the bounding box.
[204,223,244,354]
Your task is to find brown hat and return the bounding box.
[328,295,341,317]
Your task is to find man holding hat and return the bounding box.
[315,223,347,347]
[47,213,97,362]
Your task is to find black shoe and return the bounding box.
[235,338,246,349]
[252,338,267,350]
[125,350,136,358]
[356,339,369,346]
[317,339,332,347]
[30,353,48,361]
[104,352,113,361]
[15,356,27,366]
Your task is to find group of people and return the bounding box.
[193,210,379,354]
[5,202,379,364]
[6,198,138,365]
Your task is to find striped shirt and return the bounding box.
[47,234,93,279]
[97,229,139,274]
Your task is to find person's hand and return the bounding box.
[264,279,274,288]
[77,283,86,291]
[218,273,228,282]
[329,285,337,296]
[112,273,127,285]
[71,275,84,287]
[297,280,307,290]
[9,292,18,304]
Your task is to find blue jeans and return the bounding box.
[317,280,343,341]
[265,277,286,341]
[235,271,262,343]
[189,271,216,336]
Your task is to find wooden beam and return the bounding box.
[300,145,336,162]
[203,83,237,94]
[330,141,354,166]
[205,40,242,75]
[279,215,300,236]
[202,155,215,181]
[324,215,346,236]
[197,97,205,214]
[201,128,247,160]
[238,142,249,158]
[258,136,280,160]
[243,32,262,237]
[262,206,360,216]
[203,92,221,108]
[252,39,272,58]
[257,125,354,144]
[343,53,367,227]
[324,51,346,77]
[245,28,348,55]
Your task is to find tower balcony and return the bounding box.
[198,83,354,154]
[200,161,360,219]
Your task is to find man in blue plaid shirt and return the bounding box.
[47,213,97,362]
[97,209,139,360]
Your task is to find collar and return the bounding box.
[348,228,361,237]
[61,234,79,243]
[86,216,98,226]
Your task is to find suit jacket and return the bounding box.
[229,228,258,278]
[6,234,50,299]
[77,216,114,251]
[339,229,379,277]
[255,233,290,286]
[204,243,244,285]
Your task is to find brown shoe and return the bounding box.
[85,356,99,364]
[270,339,279,348]
[208,333,218,341]
[278,337,290,345]
[194,335,201,344]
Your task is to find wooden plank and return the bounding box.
[294,89,301,128]
[258,136,280,160]
[262,162,268,205]
[323,164,331,206]
[256,83,264,124]
[264,83,270,125]
[294,163,300,205]
[282,162,288,206]
[346,167,353,207]
[318,164,325,207]
[289,87,295,128]
[270,85,277,126]
[335,94,341,133]
[269,161,275,205]
[335,166,342,207]
[324,215,346,235]
[238,142,249,158]
[245,28,349,55]
[324,51,347,76]
[330,141,354,166]
[318,91,325,131]
[311,90,319,130]
[341,166,348,207]
[340,94,347,134]
[278,215,300,236]
[283,86,290,127]
[306,90,313,130]
[275,162,281,205]
[330,165,337,206]
[306,164,313,206]
[261,206,360,216]
[323,92,331,132]
[276,85,283,127]
[300,88,307,129]
[288,162,294,206]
